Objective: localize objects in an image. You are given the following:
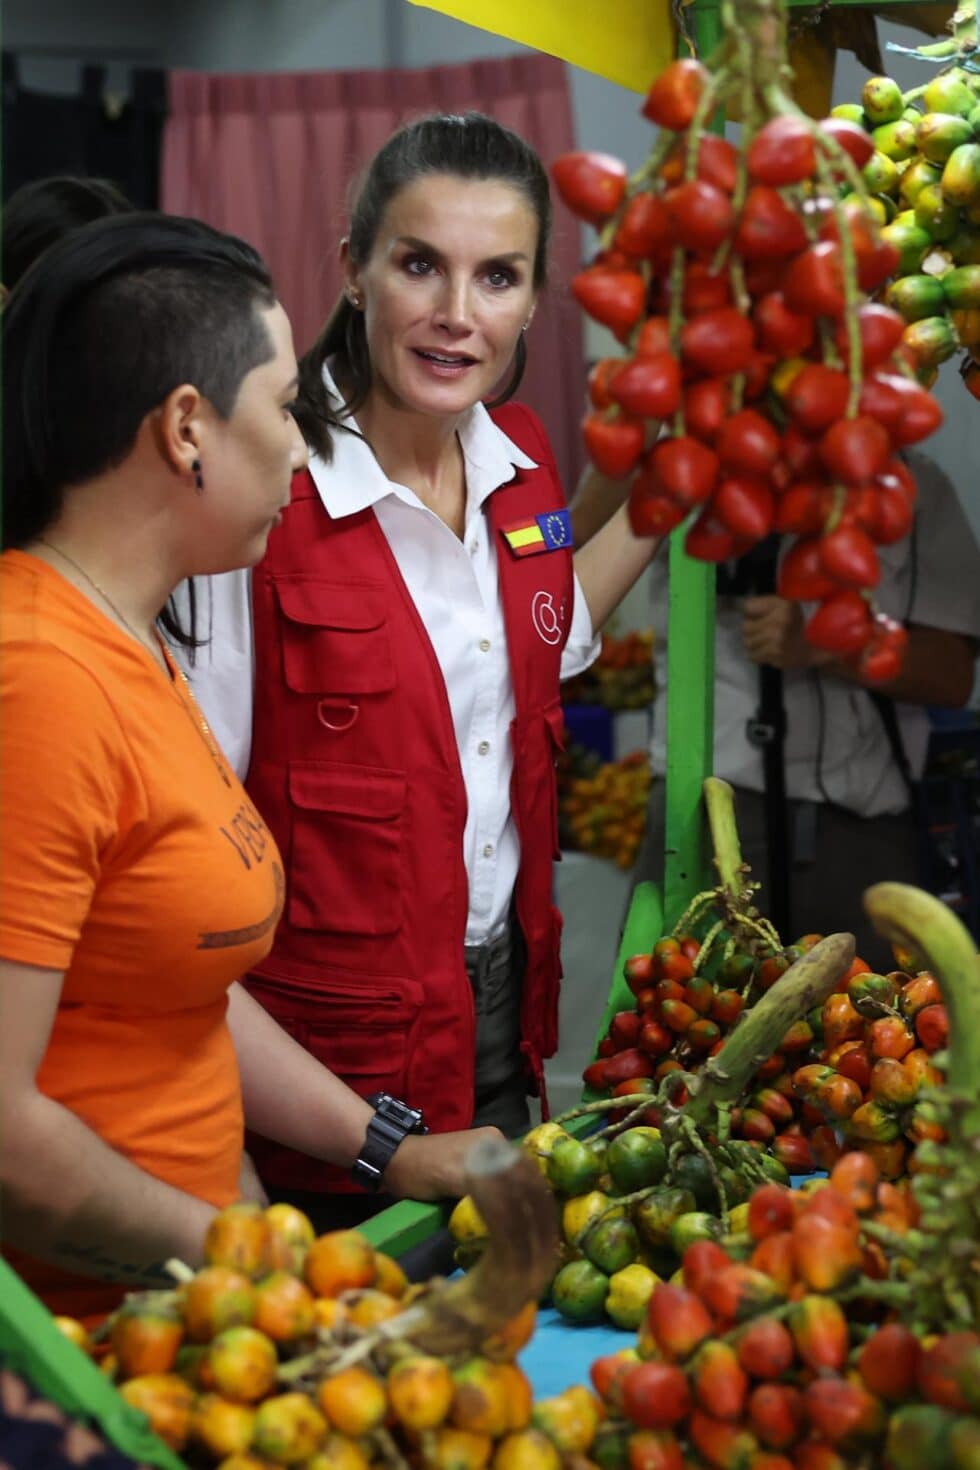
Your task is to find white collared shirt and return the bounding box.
[178,369,598,945]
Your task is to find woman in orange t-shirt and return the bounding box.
[0,214,497,1323]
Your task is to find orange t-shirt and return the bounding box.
[0,551,284,1321]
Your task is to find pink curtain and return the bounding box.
[161,52,585,491]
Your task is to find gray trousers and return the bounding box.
[465,922,531,1138]
[636,782,920,969]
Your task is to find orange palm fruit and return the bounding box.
[809,1126,843,1172]
[793,1445,848,1470]
[189,1393,256,1459]
[52,1316,94,1355]
[747,1382,804,1450]
[109,1302,184,1379]
[373,1250,409,1299]
[264,1202,316,1275]
[736,1318,795,1381]
[688,1407,758,1467]
[493,1428,562,1470]
[748,1231,796,1293]
[792,1214,861,1292]
[532,1384,603,1454]
[304,1230,377,1299]
[863,1138,908,1181]
[317,1366,388,1436]
[683,1240,734,1295]
[204,1201,272,1278]
[917,1332,980,1411]
[747,1185,794,1242]
[483,1301,537,1361]
[691,1341,748,1421]
[386,1354,454,1432]
[857,1322,921,1401]
[498,1362,534,1432]
[848,1099,903,1144]
[789,1296,849,1374]
[343,1287,402,1330]
[118,1373,195,1451]
[804,1377,885,1448]
[623,1427,684,1468]
[426,1426,494,1469]
[252,1391,328,1462]
[702,1264,785,1325]
[253,1270,317,1342]
[869,1056,918,1108]
[898,972,941,1017]
[800,1186,858,1236]
[866,1016,914,1061]
[182,1265,257,1342]
[450,1358,515,1438]
[312,1297,349,1332]
[205,1326,278,1403]
[822,995,864,1048]
[828,1151,879,1213]
[305,1436,374,1470]
[646,1283,714,1361]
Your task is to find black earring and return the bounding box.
[191,458,204,494]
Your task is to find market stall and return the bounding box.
[2,0,979,1462]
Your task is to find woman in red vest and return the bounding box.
[186,113,661,1227]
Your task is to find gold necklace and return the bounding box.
[39,539,232,788]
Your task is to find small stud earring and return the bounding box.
[347,291,362,309]
[521,321,530,333]
[191,458,204,493]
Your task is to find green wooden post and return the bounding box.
[662,0,725,926]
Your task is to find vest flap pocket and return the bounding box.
[275,579,395,695]
[287,763,404,935]
[275,578,385,630]
[288,763,404,820]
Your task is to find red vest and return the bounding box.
[243,403,573,1193]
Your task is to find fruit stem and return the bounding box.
[683,932,855,1121]
[704,776,747,905]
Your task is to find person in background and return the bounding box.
[181,112,662,1228]
[1,175,134,296]
[0,213,500,1326]
[571,451,980,962]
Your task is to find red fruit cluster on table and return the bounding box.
[585,934,948,1179]
[553,59,947,683]
[589,1151,979,1468]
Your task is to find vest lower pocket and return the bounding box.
[246,970,422,1097]
[287,763,405,935]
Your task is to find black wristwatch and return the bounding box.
[350,1092,428,1191]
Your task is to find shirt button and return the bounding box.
[469,541,479,555]
[483,843,494,858]
[478,740,490,756]
[479,638,491,652]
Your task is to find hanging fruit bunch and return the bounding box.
[586,882,980,1470]
[833,1,980,401]
[585,780,953,1181]
[553,0,949,683]
[54,1140,571,1468]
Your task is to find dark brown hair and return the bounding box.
[294,111,551,461]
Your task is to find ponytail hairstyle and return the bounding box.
[295,112,551,461]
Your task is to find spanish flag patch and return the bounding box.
[501,509,573,558]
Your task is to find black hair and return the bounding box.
[2,212,278,647]
[2,175,135,291]
[295,111,551,460]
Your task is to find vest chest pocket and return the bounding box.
[287,763,404,935]
[275,578,396,695]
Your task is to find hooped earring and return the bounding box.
[191,458,204,494]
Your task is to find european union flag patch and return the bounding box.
[502,508,573,558]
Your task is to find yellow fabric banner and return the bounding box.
[406,0,676,93]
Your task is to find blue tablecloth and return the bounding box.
[517,1172,825,1398]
